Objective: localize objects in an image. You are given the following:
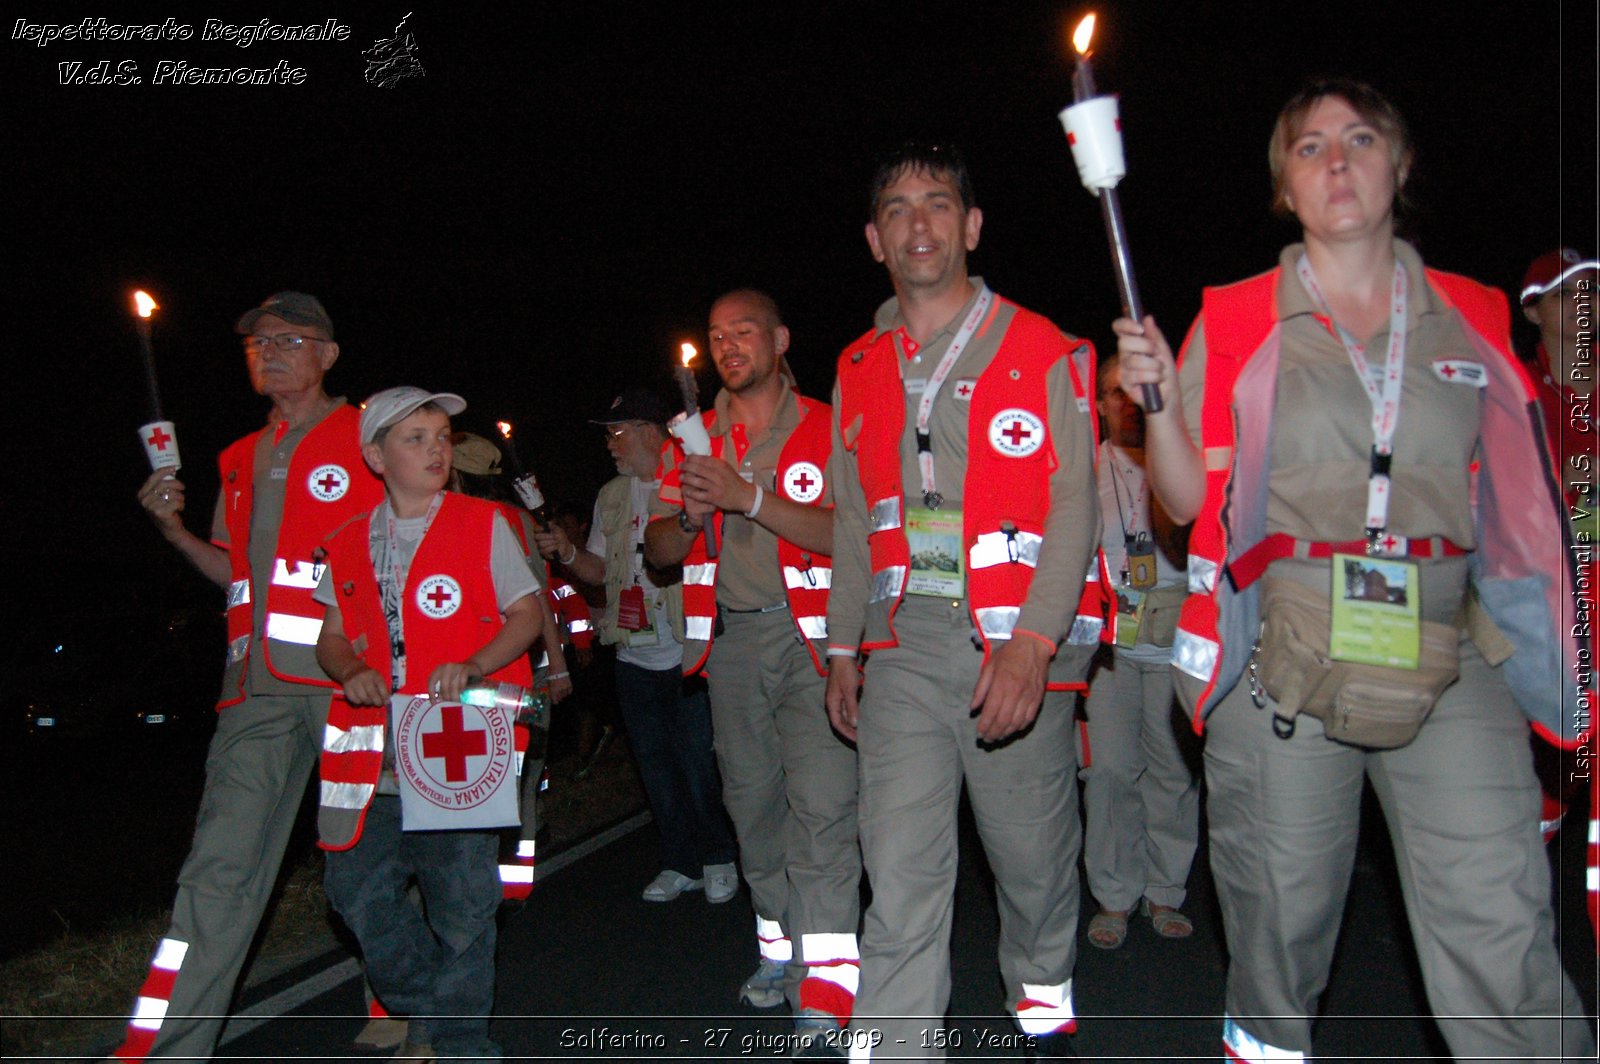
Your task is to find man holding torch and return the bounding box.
[825,143,1103,1059]
[644,290,861,1046]
[116,292,383,1062]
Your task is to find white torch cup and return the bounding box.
[668,413,712,457]
[1059,95,1127,191]
[512,473,545,511]
[138,419,181,472]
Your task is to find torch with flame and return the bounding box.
[667,341,717,557]
[497,419,548,520]
[132,289,182,471]
[1059,12,1162,412]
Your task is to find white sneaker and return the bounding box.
[641,869,702,902]
[703,862,739,904]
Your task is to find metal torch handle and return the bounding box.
[1098,187,1164,413]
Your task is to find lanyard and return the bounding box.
[909,285,993,509]
[1294,255,1409,549]
[380,491,445,681]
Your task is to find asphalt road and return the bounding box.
[193,793,1595,1062]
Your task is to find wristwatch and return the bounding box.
[677,509,703,533]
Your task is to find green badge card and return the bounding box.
[1113,587,1144,648]
[906,507,965,598]
[1329,553,1421,669]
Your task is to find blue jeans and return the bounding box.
[324,796,501,1061]
[614,658,737,875]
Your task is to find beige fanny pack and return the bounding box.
[1251,577,1460,749]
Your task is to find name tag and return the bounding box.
[904,377,927,395]
[905,507,964,598]
[1330,553,1421,669]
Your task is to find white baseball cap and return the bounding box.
[359,386,467,444]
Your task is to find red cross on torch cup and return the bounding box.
[132,289,182,472]
[1059,13,1163,413]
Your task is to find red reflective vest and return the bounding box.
[836,298,1108,688]
[215,404,383,707]
[658,396,834,676]
[1172,266,1590,751]
[317,493,536,850]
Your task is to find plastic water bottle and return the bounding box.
[460,681,550,734]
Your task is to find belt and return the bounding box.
[1230,532,1469,590]
[724,601,789,615]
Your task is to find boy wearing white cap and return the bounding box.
[312,386,544,1062]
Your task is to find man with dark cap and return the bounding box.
[533,387,738,906]
[116,292,384,1061]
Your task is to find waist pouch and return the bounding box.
[1253,577,1460,749]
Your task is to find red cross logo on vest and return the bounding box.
[307,463,351,502]
[988,408,1046,458]
[146,425,172,451]
[1430,359,1487,387]
[783,461,825,504]
[953,378,977,402]
[415,574,463,619]
[392,695,519,827]
[421,705,488,782]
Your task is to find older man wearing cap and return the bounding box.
[118,292,384,1061]
[533,387,738,904]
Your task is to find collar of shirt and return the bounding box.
[870,275,988,353]
[709,378,802,444]
[266,395,347,445]
[1273,241,1441,332]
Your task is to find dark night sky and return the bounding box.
[4,1,1595,630]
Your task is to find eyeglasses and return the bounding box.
[604,422,646,440]
[243,333,327,353]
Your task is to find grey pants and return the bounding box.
[1206,638,1595,1061]
[126,691,327,1060]
[705,608,860,994]
[1078,649,1199,912]
[849,597,1082,1059]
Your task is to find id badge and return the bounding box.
[905,507,965,597]
[1329,553,1421,669]
[1113,586,1145,648]
[1125,532,1158,591]
[616,584,648,632]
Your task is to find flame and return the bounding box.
[1072,13,1096,56]
[133,290,158,318]
[496,420,513,441]
[680,342,698,368]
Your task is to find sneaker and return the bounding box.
[739,958,787,1008]
[703,862,739,904]
[792,1008,844,1058]
[641,869,702,902]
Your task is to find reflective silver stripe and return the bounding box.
[272,558,321,589]
[152,937,189,970]
[227,634,250,663]
[1015,979,1075,1035]
[800,932,859,962]
[1172,628,1219,681]
[756,916,793,962]
[265,612,322,646]
[568,619,593,632]
[323,722,383,754]
[1222,1016,1304,1062]
[684,616,714,641]
[683,562,717,587]
[130,995,170,1030]
[1067,616,1103,645]
[975,606,1020,638]
[968,530,1043,569]
[869,566,906,604]
[320,780,375,810]
[517,839,536,859]
[805,961,860,997]
[784,565,833,590]
[868,496,902,532]
[499,864,534,885]
[795,614,828,640]
[1190,555,1219,594]
[551,584,576,599]
[227,579,251,608]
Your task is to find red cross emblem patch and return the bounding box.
[783,461,825,504]
[1429,359,1487,387]
[415,574,463,619]
[307,463,351,502]
[987,408,1046,458]
[391,694,518,828]
[952,378,978,402]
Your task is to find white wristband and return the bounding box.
[560,544,577,565]
[745,484,765,519]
